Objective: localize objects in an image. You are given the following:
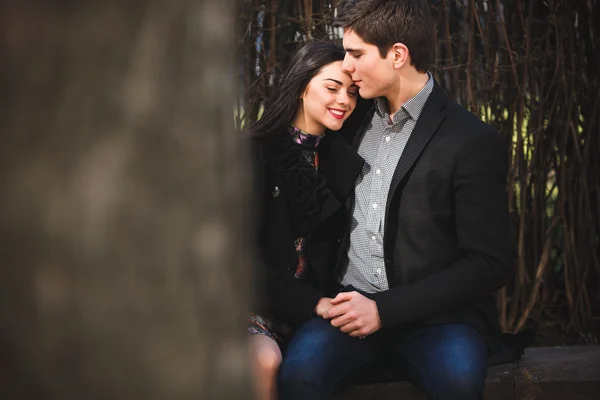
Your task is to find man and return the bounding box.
[278,0,512,399]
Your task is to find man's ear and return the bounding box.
[391,43,409,69]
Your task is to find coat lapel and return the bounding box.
[385,83,448,210]
[319,131,364,202]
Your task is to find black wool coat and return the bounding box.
[251,129,364,328]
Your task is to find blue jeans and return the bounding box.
[278,317,488,400]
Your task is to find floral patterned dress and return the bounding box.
[248,125,324,347]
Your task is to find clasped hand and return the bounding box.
[315,292,381,338]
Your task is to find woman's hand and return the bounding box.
[314,297,334,316]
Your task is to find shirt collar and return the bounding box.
[374,72,434,124]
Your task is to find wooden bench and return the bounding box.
[337,346,600,400]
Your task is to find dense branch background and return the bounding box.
[236,0,600,344]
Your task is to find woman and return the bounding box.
[247,41,366,400]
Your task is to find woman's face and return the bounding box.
[293,61,358,135]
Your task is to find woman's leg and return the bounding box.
[249,334,283,400]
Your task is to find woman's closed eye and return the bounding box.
[327,87,357,97]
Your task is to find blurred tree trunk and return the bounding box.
[0,0,252,399]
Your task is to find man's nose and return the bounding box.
[342,54,353,73]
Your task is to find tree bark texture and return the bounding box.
[0,1,252,398]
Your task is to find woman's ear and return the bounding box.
[299,86,308,100]
[391,42,409,69]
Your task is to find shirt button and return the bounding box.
[376,268,382,274]
[385,136,390,142]
[371,235,376,241]
[376,169,381,175]
[372,203,378,209]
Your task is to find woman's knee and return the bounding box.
[250,336,283,375]
[257,346,282,373]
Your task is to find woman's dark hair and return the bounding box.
[248,41,346,138]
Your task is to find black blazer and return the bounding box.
[252,130,364,328]
[335,83,512,353]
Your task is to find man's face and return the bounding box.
[342,29,395,99]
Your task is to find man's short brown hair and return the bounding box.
[337,0,435,73]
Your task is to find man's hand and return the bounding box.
[321,291,382,338]
[314,297,334,316]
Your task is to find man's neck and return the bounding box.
[384,72,430,118]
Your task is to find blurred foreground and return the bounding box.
[0,1,252,398]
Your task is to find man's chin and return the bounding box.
[358,87,375,99]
